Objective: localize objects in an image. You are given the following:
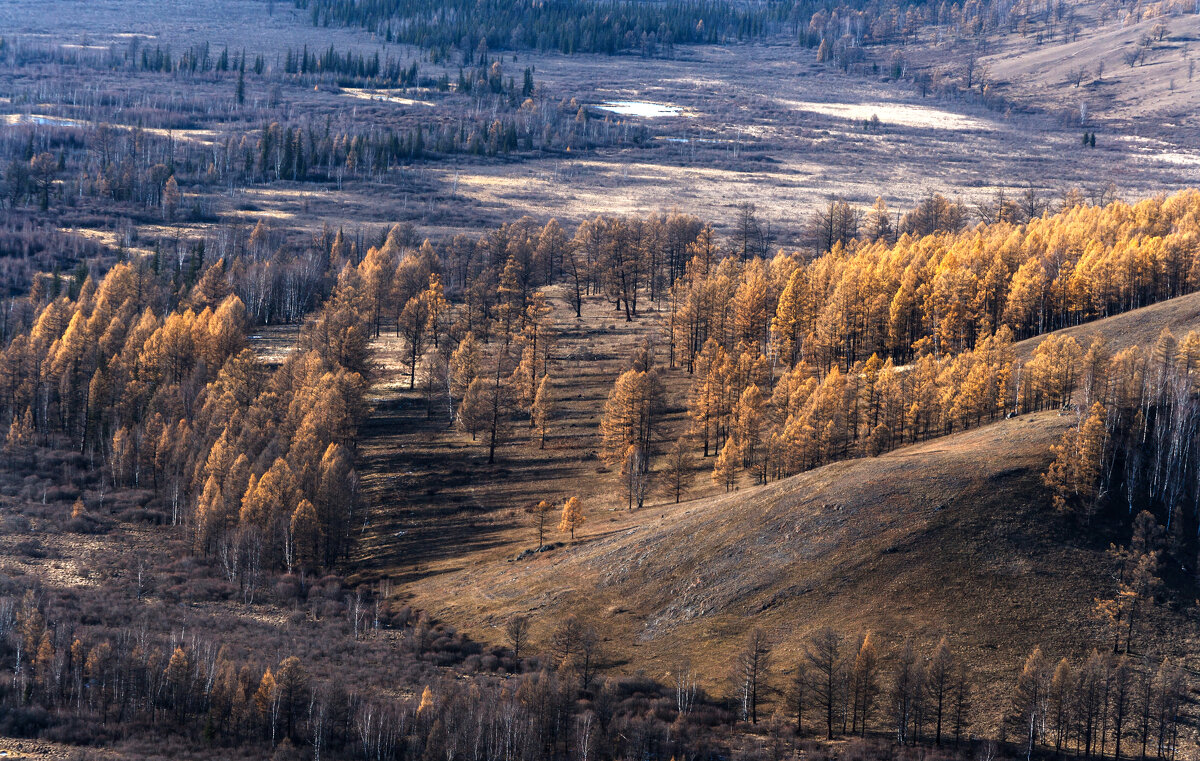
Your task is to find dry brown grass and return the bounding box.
[402,42,1200,240]
[353,291,1200,733]
[981,8,1200,127]
[350,286,716,585]
[1015,290,1200,360]
[391,408,1200,731]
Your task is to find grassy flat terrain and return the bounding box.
[8,0,1200,245]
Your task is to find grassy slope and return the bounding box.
[1015,289,1200,360]
[363,292,1200,729]
[980,8,1200,126]
[349,286,705,584]
[404,413,1124,719]
[897,0,1200,133]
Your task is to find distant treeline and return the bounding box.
[289,0,1099,62]
[297,0,773,56]
[0,91,646,228]
[282,45,420,85]
[0,37,423,89]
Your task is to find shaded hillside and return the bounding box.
[402,410,1199,727]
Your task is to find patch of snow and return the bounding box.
[780,99,995,131]
[341,88,435,107]
[1148,151,1200,167]
[594,101,690,118]
[3,114,85,128]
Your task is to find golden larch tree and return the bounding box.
[531,373,554,448]
[559,496,585,539]
[713,438,739,492]
[1043,402,1107,517]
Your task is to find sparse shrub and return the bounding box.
[13,538,47,558]
[275,574,303,603]
[0,705,53,736]
[118,508,168,524]
[317,575,343,599]
[66,514,110,534]
[2,514,31,534]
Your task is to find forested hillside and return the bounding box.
[7,0,1200,757]
[2,187,1200,758]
